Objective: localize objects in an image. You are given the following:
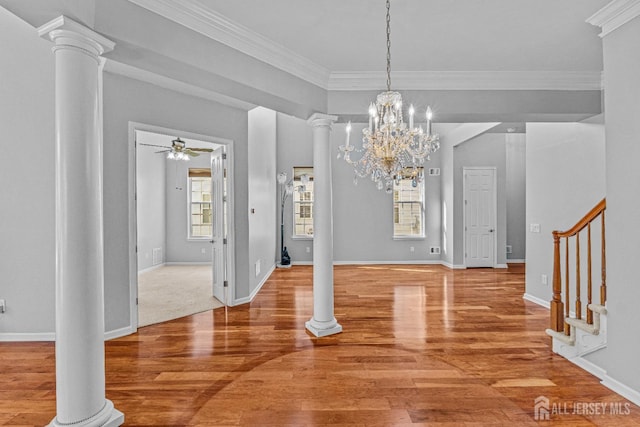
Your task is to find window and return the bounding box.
[393,169,425,238]
[189,168,212,238]
[293,167,314,237]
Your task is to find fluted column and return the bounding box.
[305,113,342,337]
[38,16,123,427]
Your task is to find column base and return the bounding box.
[49,400,124,427]
[305,318,342,337]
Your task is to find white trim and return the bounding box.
[126,1,605,91]
[104,60,255,111]
[137,263,165,275]
[126,0,329,88]
[587,0,640,38]
[165,262,212,266]
[570,355,607,380]
[495,264,508,269]
[232,264,275,306]
[0,332,55,342]
[104,325,136,341]
[507,259,526,263]
[523,293,551,309]
[333,260,443,265]
[292,261,313,266]
[602,375,640,407]
[328,71,604,91]
[440,261,467,270]
[0,327,135,342]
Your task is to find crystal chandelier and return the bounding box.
[338,0,439,193]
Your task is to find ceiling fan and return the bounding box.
[139,137,213,160]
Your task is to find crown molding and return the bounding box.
[328,71,604,91]
[587,0,640,38]
[127,0,330,88]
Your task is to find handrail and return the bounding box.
[550,198,606,333]
[553,198,606,238]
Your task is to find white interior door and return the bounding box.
[464,168,496,268]
[211,147,225,303]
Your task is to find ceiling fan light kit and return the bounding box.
[139,137,214,161]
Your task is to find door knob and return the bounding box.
[488,229,494,233]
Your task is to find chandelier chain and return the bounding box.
[386,0,391,92]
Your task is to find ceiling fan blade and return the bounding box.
[154,149,170,154]
[184,149,201,157]
[139,142,170,149]
[190,148,214,152]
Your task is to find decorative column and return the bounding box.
[305,113,342,337]
[38,17,123,427]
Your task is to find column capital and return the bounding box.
[307,113,339,129]
[38,16,115,56]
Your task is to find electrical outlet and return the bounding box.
[255,260,261,276]
[306,247,311,253]
[541,274,548,285]
[430,246,441,254]
[410,246,415,252]
[530,224,541,233]
[506,245,513,254]
[201,248,206,254]
[0,299,5,313]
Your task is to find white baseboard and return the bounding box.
[440,260,466,269]
[0,326,136,342]
[0,332,55,342]
[232,263,275,306]
[105,325,136,341]
[507,259,526,263]
[496,263,509,269]
[333,260,443,265]
[292,261,313,265]
[523,293,551,309]
[137,263,165,275]
[165,262,212,266]
[602,375,640,407]
[571,355,607,380]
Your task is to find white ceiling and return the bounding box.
[197,0,608,73]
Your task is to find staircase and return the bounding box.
[545,199,607,359]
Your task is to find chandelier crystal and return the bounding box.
[338,0,439,193]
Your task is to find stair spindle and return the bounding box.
[575,233,581,320]
[587,223,593,324]
[565,237,570,335]
[601,211,607,305]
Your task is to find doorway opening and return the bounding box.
[128,123,234,329]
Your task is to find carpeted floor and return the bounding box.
[137,264,224,327]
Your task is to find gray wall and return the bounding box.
[103,72,250,330]
[164,149,214,264]
[599,15,640,392]
[247,107,277,293]
[524,121,605,304]
[0,6,55,336]
[276,113,443,264]
[505,134,526,261]
[136,136,167,271]
[453,133,508,267]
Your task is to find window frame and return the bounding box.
[392,170,426,240]
[187,169,213,240]
[291,166,314,239]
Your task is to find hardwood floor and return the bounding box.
[2,264,639,426]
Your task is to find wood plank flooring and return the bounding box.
[2,264,639,426]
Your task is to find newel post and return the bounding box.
[550,231,564,332]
